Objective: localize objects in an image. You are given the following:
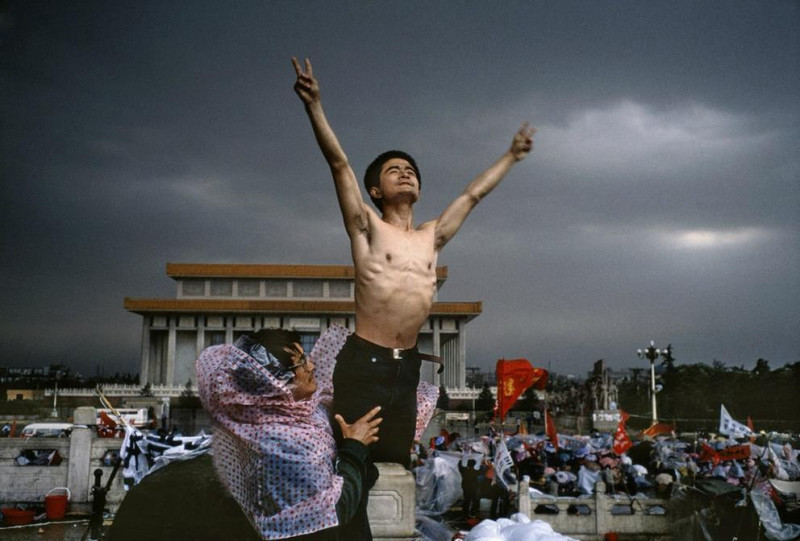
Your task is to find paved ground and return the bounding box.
[0,520,96,540]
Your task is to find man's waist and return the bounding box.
[350,333,418,360]
[349,333,443,373]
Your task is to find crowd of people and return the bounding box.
[410,421,799,538]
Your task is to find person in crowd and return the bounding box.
[109,328,382,540]
[196,328,383,540]
[459,458,481,519]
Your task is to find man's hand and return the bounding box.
[509,122,536,161]
[335,406,382,446]
[292,57,320,106]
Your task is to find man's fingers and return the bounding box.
[357,405,382,423]
[291,57,302,76]
[305,58,313,77]
[334,414,347,428]
[518,121,536,139]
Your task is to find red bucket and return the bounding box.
[2,507,36,526]
[45,487,71,520]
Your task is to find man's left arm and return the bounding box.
[433,123,535,251]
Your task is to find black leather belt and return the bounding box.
[351,334,444,374]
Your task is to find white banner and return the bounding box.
[493,438,516,488]
[719,404,753,438]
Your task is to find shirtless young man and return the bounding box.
[292,57,535,470]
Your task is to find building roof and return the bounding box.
[166,263,449,281]
[123,298,481,319]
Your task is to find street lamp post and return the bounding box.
[637,341,665,424]
[51,378,59,418]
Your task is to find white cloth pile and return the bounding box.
[465,513,578,541]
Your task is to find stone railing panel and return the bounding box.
[519,480,672,540]
[0,439,70,502]
[368,462,416,538]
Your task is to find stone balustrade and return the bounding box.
[517,480,672,540]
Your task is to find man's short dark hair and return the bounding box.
[250,328,303,369]
[363,150,421,212]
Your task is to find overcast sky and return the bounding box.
[1,1,798,379]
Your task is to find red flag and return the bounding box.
[9,419,17,438]
[747,416,754,432]
[613,409,633,455]
[613,425,633,455]
[642,421,676,437]
[97,410,119,438]
[545,408,559,450]
[99,410,117,428]
[495,359,547,422]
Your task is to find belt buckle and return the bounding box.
[392,348,403,360]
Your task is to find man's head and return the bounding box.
[245,328,317,400]
[364,150,421,212]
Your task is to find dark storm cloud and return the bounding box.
[1,1,797,376]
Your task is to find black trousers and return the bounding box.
[332,334,421,540]
[332,333,421,469]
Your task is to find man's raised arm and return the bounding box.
[292,57,368,237]
[433,123,536,251]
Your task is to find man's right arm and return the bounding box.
[292,57,368,237]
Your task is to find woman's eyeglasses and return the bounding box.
[287,353,309,371]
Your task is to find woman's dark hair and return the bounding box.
[249,328,303,369]
[363,150,421,212]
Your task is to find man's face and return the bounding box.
[375,158,419,204]
[286,343,317,401]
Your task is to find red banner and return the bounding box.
[718,444,751,462]
[613,409,633,455]
[545,408,559,450]
[700,442,721,466]
[495,359,547,421]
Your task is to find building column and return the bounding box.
[166,317,176,386]
[196,316,205,358]
[458,322,467,389]
[225,316,234,344]
[432,319,441,388]
[140,318,150,385]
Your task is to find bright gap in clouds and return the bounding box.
[668,227,770,250]
[576,224,774,252]
[540,99,754,176]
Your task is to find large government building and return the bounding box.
[124,263,483,392]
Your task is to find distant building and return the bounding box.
[5,389,45,401]
[125,263,482,391]
[0,366,52,384]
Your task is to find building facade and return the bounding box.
[125,263,482,391]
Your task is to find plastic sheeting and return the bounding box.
[464,513,578,541]
[415,453,463,516]
[416,515,457,541]
[750,488,800,541]
[576,465,600,495]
